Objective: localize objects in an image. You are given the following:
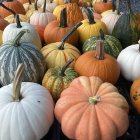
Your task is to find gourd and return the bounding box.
[82,29,122,58]
[41,22,82,68]
[0,30,46,86]
[0,16,9,31]
[42,58,78,101]
[0,63,54,140]
[75,38,120,84]
[54,76,129,140]
[2,14,42,49]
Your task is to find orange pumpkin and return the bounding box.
[130,78,140,114]
[74,39,120,84]
[0,0,26,18]
[54,76,129,140]
[94,0,113,14]
[0,16,9,30]
[44,8,79,46]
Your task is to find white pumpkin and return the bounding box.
[41,2,57,13]
[37,0,50,5]
[2,15,42,49]
[117,43,140,81]
[0,64,54,140]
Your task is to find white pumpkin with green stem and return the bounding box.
[0,64,54,140]
[0,30,46,86]
[2,14,42,49]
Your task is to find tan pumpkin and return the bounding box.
[0,16,9,31]
[54,76,129,140]
[74,38,120,84]
[41,22,82,68]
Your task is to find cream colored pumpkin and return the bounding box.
[0,30,2,46]
[41,2,57,13]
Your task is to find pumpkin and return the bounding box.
[3,14,42,49]
[82,29,122,58]
[0,0,26,18]
[18,0,34,4]
[54,76,129,140]
[42,58,78,101]
[112,0,140,48]
[30,0,56,28]
[41,22,82,68]
[130,77,140,114]
[0,63,54,140]
[23,0,35,12]
[77,8,108,45]
[94,0,113,14]
[44,8,79,46]
[54,0,79,5]
[117,42,140,81]
[0,30,2,46]
[0,16,9,31]
[78,0,92,7]
[92,0,102,5]
[0,30,46,86]
[37,0,51,5]
[74,39,120,84]
[53,5,65,19]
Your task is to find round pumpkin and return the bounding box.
[130,77,140,114]
[82,30,122,58]
[77,8,108,44]
[0,30,2,46]
[0,16,9,31]
[42,58,78,101]
[75,39,120,84]
[0,63,54,140]
[3,14,42,49]
[0,30,46,86]
[41,22,81,68]
[44,8,79,46]
[54,76,129,140]
[0,0,26,18]
[117,42,140,81]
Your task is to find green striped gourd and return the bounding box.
[0,30,46,86]
[82,30,122,58]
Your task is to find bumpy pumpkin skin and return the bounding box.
[74,51,120,84]
[130,78,140,114]
[54,76,129,140]
[42,67,78,101]
[0,16,9,31]
[82,34,122,58]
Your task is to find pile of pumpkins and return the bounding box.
[0,0,140,139]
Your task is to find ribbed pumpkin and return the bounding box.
[0,30,2,46]
[54,76,129,140]
[3,14,42,49]
[130,77,140,114]
[77,8,108,44]
[42,58,78,101]
[30,0,56,28]
[0,64,54,140]
[0,16,9,31]
[112,0,140,48]
[0,0,26,18]
[94,0,113,14]
[44,8,79,46]
[41,22,82,69]
[0,30,46,86]
[75,39,120,84]
[54,0,79,5]
[82,30,122,58]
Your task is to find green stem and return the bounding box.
[60,58,74,76]
[43,0,46,13]
[13,64,24,101]
[59,8,67,28]
[99,29,105,40]
[89,96,101,104]
[116,0,120,15]
[13,30,28,47]
[127,0,131,13]
[0,3,16,16]
[58,22,83,50]
[84,7,96,24]
[16,14,22,28]
[34,0,38,11]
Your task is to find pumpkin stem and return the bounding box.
[50,0,53,3]
[13,30,29,47]
[116,0,120,15]
[138,40,140,52]
[34,0,38,11]
[99,29,105,40]
[126,0,131,13]
[58,22,82,50]
[16,14,22,28]
[59,8,67,28]
[89,96,101,104]
[28,0,32,5]
[43,0,47,13]
[103,0,107,3]
[60,58,74,76]
[0,3,16,16]
[112,0,116,12]
[13,64,24,102]
[95,39,104,60]
[84,7,96,24]
[6,0,13,2]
